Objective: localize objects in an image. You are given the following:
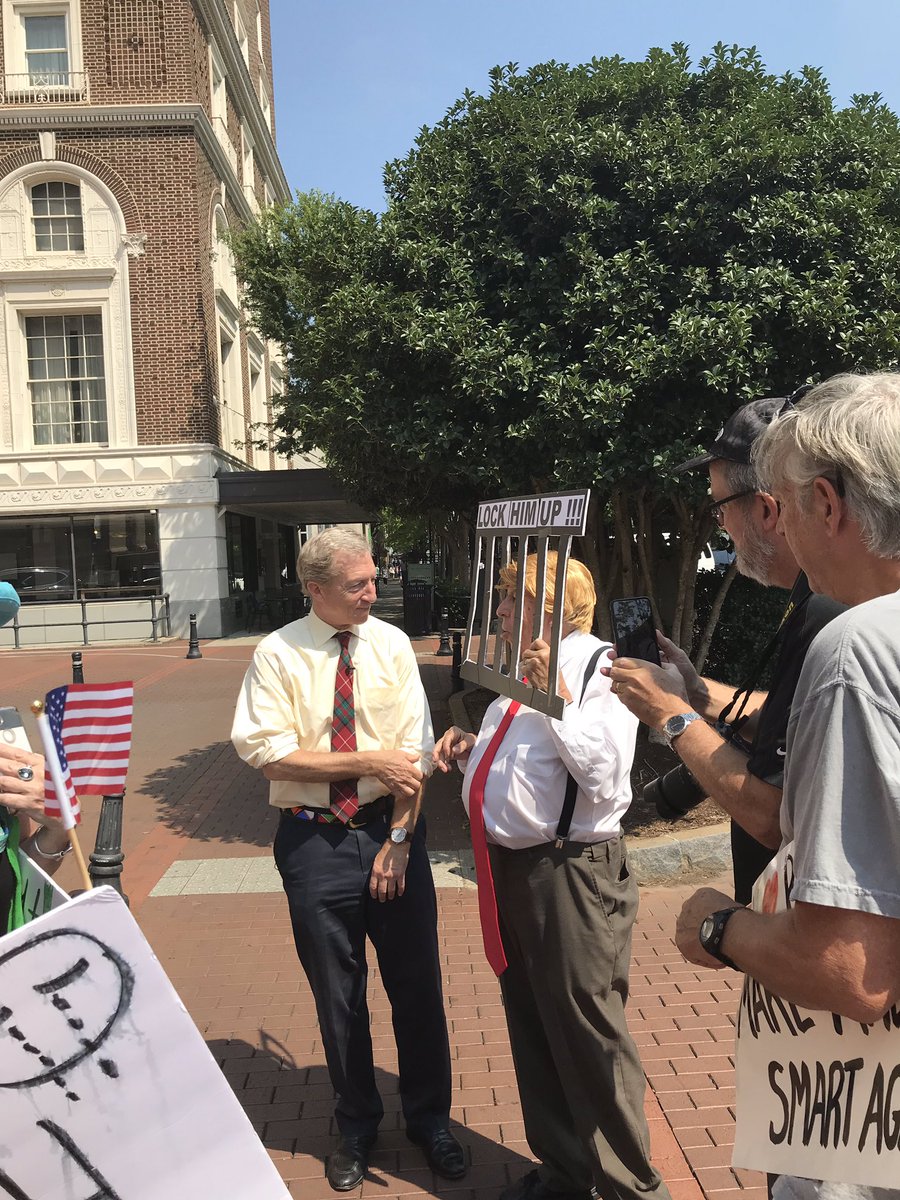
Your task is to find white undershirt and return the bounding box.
[461,630,638,850]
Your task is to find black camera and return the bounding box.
[645,720,752,820]
[644,762,706,819]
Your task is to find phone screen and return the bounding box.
[0,707,31,753]
[608,597,661,666]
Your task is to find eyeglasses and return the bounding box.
[708,489,756,526]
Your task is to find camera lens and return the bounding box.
[644,763,707,820]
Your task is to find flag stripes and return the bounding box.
[44,682,134,823]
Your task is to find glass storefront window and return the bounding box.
[0,511,161,601]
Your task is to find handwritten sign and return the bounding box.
[17,848,70,923]
[733,842,900,1187]
[476,490,589,534]
[0,886,289,1199]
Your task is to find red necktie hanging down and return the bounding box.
[466,701,521,976]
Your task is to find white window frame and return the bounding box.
[232,3,249,68]
[2,0,84,89]
[29,177,84,254]
[23,308,108,447]
[0,163,137,454]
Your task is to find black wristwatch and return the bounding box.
[698,907,741,970]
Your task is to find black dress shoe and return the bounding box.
[326,1134,376,1192]
[499,1169,592,1200]
[407,1127,467,1179]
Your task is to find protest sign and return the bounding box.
[0,886,289,1199]
[732,842,900,1187]
[462,489,590,718]
[17,847,69,923]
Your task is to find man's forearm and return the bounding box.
[673,721,782,847]
[690,677,768,725]
[263,747,381,783]
[390,783,422,832]
[721,906,899,1023]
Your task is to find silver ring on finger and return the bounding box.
[16,765,34,782]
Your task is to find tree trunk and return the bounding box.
[612,488,636,597]
[443,513,472,586]
[693,559,739,673]
[634,489,664,634]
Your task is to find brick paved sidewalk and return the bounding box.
[137,881,764,1200]
[2,618,765,1200]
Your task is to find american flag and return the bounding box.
[44,683,134,823]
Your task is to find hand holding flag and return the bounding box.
[32,682,134,892]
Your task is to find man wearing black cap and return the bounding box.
[609,395,844,904]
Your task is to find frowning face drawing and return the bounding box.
[0,929,134,1098]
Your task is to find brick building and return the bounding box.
[0,0,369,646]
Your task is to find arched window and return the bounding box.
[31,180,84,251]
[0,163,137,452]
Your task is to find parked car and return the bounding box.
[697,544,736,573]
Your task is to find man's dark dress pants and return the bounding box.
[274,811,452,1138]
[490,835,671,1200]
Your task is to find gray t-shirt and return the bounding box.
[775,588,900,1200]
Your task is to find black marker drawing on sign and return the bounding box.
[0,1118,124,1200]
[0,929,134,1094]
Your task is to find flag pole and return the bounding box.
[31,699,92,891]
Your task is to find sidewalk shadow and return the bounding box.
[139,742,277,847]
[209,1032,531,1181]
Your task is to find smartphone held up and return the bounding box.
[608,596,661,666]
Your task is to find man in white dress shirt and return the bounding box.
[435,554,670,1200]
[232,528,463,1190]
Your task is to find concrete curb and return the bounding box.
[446,688,731,887]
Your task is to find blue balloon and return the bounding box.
[0,582,21,628]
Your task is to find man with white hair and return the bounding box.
[233,528,463,1189]
[669,374,900,1200]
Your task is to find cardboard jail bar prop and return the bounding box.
[461,490,590,719]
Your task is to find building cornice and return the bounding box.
[0,103,287,218]
[191,0,289,198]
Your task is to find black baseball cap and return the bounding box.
[674,396,784,474]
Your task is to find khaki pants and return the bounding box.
[490,835,670,1200]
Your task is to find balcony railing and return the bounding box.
[1,71,90,105]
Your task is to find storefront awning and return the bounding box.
[216,468,375,526]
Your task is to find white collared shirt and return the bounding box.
[461,631,638,849]
[232,609,434,809]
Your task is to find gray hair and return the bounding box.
[719,459,760,496]
[753,372,900,559]
[297,528,372,592]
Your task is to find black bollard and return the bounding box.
[71,650,84,683]
[186,612,202,659]
[450,630,463,690]
[436,607,452,656]
[89,791,129,903]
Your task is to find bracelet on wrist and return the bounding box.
[32,829,72,860]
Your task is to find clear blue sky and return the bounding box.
[270,0,900,212]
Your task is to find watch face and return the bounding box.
[699,915,715,944]
[669,715,687,735]
[390,827,408,845]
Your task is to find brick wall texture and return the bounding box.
[0,0,280,465]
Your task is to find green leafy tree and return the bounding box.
[231,43,900,650]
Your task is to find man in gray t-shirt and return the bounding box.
[669,373,900,1200]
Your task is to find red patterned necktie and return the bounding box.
[467,701,520,976]
[329,630,359,823]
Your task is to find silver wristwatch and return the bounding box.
[388,827,410,846]
[662,711,703,748]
